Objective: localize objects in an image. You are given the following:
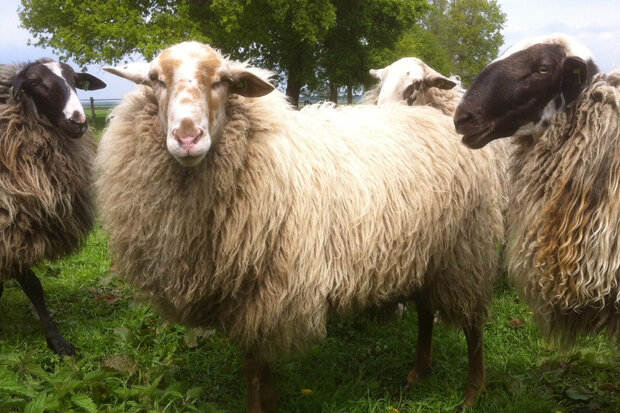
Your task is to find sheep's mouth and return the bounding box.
[59,120,88,139]
[461,127,495,149]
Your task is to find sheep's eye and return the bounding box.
[212,77,232,91]
[537,65,550,75]
[31,80,48,91]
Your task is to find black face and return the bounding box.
[12,58,106,138]
[454,43,597,149]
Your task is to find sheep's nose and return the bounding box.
[70,110,86,124]
[173,127,204,148]
[453,108,473,133]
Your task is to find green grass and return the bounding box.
[0,117,618,412]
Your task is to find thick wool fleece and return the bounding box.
[0,64,96,276]
[507,70,620,346]
[97,86,503,361]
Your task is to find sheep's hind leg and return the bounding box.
[462,323,486,407]
[16,268,77,356]
[244,352,278,413]
[405,299,434,390]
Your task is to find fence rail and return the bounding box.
[80,98,122,120]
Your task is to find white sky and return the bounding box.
[0,0,619,99]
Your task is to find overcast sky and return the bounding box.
[1,0,619,100]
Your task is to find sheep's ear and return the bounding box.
[561,56,589,105]
[229,69,274,98]
[425,74,457,90]
[369,68,382,80]
[11,71,27,99]
[75,73,107,91]
[103,62,150,85]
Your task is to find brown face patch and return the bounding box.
[159,49,183,82]
[178,117,198,138]
[195,51,225,128]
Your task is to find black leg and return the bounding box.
[0,281,4,299]
[16,269,77,356]
[405,298,434,390]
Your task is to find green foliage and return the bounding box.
[388,25,452,78]
[319,0,429,96]
[423,0,506,85]
[19,0,208,67]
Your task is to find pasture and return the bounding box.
[0,111,618,413]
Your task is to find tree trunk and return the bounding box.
[329,82,338,104]
[347,85,353,104]
[285,48,304,109]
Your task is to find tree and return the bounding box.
[19,0,428,106]
[19,0,338,106]
[422,0,505,85]
[19,1,208,64]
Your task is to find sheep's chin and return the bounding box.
[166,137,211,167]
[172,153,207,167]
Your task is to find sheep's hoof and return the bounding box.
[46,335,77,356]
[404,368,432,390]
[461,383,486,409]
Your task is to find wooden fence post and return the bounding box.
[90,97,96,121]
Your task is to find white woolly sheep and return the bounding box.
[363,57,462,116]
[364,57,511,263]
[455,34,619,346]
[0,58,105,355]
[97,41,503,411]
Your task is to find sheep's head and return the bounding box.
[11,58,106,138]
[454,34,599,149]
[369,57,456,106]
[104,42,274,167]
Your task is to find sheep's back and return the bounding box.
[508,71,620,345]
[98,91,503,359]
[0,103,96,275]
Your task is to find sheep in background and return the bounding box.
[362,57,462,116]
[98,41,503,411]
[365,56,511,274]
[0,58,105,355]
[455,34,619,346]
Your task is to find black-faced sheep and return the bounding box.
[454,34,619,346]
[0,58,105,355]
[97,41,503,411]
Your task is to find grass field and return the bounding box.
[0,112,618,413]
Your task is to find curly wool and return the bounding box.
[508,70,620,346]
[97,86,503,362]
[362,70,512,253]
[0,64,96,276]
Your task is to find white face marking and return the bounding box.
[376,58,425,105]
[156,42,224,167]
[44,62,86,123]
[494,33,593,63]
[513,98,561,137]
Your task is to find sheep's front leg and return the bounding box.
[16,268,77,356]
[462,323,485,407]
[244,353,278,413]
[405,300,434,389]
